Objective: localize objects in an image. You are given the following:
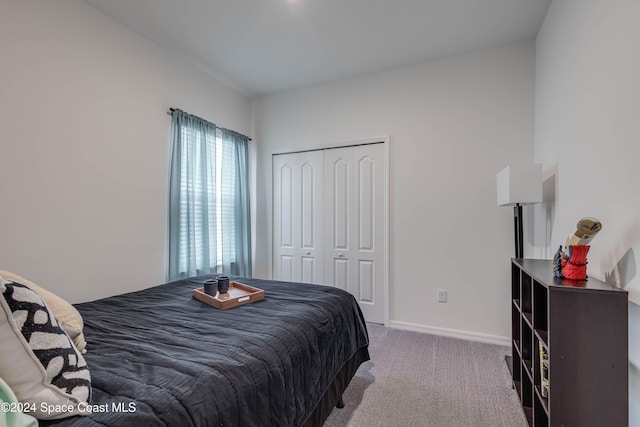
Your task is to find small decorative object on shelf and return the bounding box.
[552,217,601,280]
[553,244,590,280]
[565,217,602,247]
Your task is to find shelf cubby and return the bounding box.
[512,303,520,345]
[532,280,547,333]
[533,395,548,427]
[521,322,533,363]
[520,271,532,314]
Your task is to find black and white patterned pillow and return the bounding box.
[0,278,91,420]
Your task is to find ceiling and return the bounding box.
[84,0,552,97]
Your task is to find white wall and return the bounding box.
[252,42,535,342]
[0,0,251,303]
[534,0,640,423]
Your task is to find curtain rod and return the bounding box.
[167,108,252,141]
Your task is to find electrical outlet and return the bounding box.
[437,289,447,303]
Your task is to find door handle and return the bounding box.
[338,253,344,258]
[305,251,311,256]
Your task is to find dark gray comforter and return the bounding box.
[43,276,369,427]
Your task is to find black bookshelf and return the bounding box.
[510,259,628,427]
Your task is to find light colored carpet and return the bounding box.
[324,324,528,427]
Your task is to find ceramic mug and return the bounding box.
[217,275,230,294]
[203,279,218,296]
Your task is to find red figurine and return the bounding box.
[561,245,590,280]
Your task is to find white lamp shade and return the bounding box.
[497,164,543,206]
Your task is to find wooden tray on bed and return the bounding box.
[193,282,264,310]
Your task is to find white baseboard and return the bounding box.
[389,320,511,347]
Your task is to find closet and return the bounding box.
[273,141,387,323]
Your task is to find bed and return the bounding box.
[40,275,370,427]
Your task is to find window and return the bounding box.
[167,109,251,281]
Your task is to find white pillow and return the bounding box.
[0,270,87,354]
[0,277,91,420]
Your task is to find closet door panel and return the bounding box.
[273,151,323,284]
[358,260,374,303]
[332,158,350,251]
[358,156,375,251]
[324,144,385,323]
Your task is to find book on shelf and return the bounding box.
[539,342,549,398]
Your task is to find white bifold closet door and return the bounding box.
[272,143,386,324]
[323,144,385,323]
[272,150,324,285]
